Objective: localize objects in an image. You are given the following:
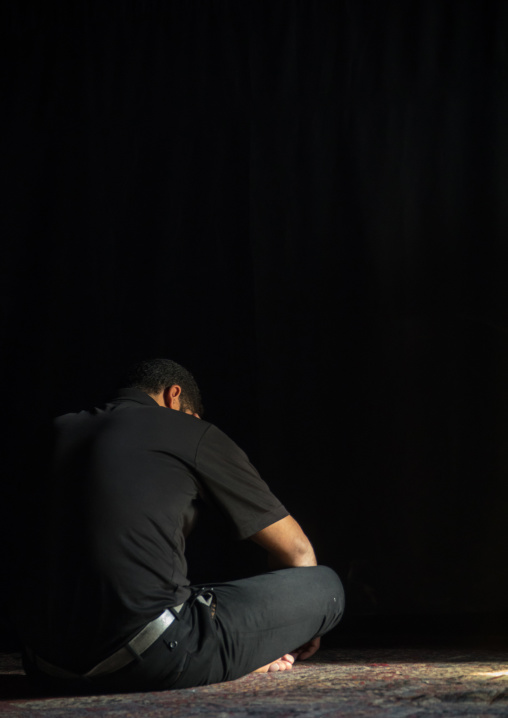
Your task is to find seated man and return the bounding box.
[20,358,344,692]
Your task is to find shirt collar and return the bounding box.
[115,388,159,407]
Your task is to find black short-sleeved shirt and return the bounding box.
[29,389,288,671]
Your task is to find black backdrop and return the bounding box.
[2,1,508,640]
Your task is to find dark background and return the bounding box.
[2,1,508,645]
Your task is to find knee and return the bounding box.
[314,565,345,617]
[314,565,344,593]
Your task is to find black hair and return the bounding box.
[126,358,203,416]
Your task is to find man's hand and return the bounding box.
[250,516,317,568]
[291,637,320,661]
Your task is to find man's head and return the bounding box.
[126,358,204,417]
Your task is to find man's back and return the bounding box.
[34,393,205,670]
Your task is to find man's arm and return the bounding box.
[250,515,320,661]
[250,515,317,568]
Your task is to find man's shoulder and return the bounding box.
[195,422,242,453]
[52,397,243,468]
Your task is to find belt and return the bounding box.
[32,604,184,680]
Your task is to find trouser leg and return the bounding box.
[171,565,344,688]
[23,566,344,693]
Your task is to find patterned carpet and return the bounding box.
[1,648,508,717]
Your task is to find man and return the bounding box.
[21,358,344,692]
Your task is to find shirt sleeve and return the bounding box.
[194,424,289,539]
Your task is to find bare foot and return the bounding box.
[253,654,295,673]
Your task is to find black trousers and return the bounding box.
[29,566,344,693]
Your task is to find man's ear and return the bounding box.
[163,385,182,410]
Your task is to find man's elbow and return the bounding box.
[291,539,317,567]
[251,515,318,568]
[268,538,317,569]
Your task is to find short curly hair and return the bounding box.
[126,358,203,416]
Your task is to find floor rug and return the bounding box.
[1,648,508,717]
